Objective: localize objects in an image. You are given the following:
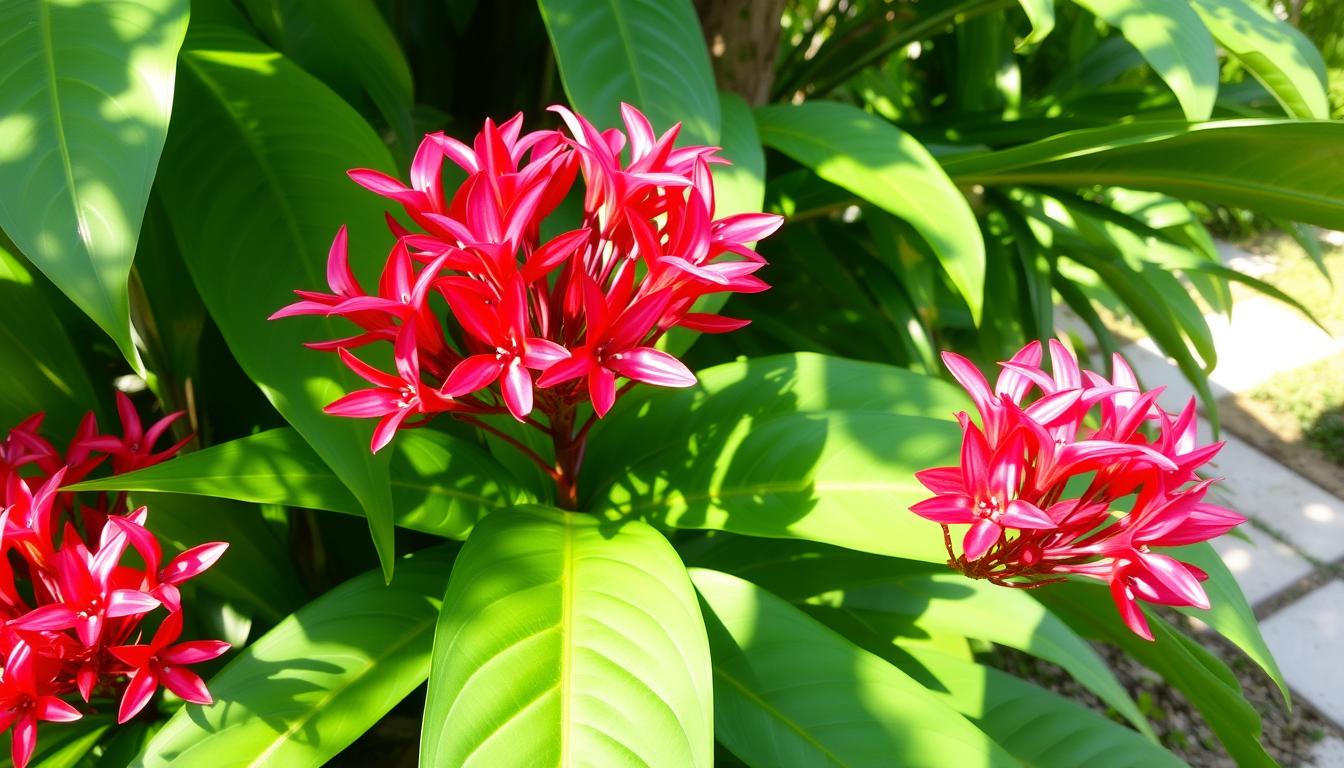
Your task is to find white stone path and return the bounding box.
[1093,244,1344,767]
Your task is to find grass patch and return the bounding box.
[1247,354,1344,466]
[1230,233,1344,335]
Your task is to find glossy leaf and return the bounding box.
[1174,542,1287,702]
[70,427,527,540]
[1038,581,1277,767]
[538,0,719,145]
[421,507,712,768]
[945,120,1344,230]
[756,101,986,322]
[1190,0,1329,119]
[237,0,416,153]
[157,22,399,577]
[0,242,97,436]
[131,549,454,768]
[1015,0,1055,46]
[691,568,1017,768]
[585,352,969,493]
[810,572,1152,737]
[0,0,189,370]
[587,354,968,561]
[897,646,1185,767]
[1071,0,1217,119]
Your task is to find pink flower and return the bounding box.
[276,104,781,458]
[910,340,1246,640]
[0,642,81,768]
[110,610,230,724]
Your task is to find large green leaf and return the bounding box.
[897,646,1184,767]
[0,0,189,371]
[1174,542,1287,702]
[131,548,454,768]
[157,22,400,577]
[1070,0,1217,120]
[814,573,1151,736]
[756,102,985,322]
[538,0,719,145]
[944,120,1344,229]
[691,568,1017,768]
[1190,0,1329,119]
[585,352,969,493]
[70,427,526,540]
[421,507,712,767]
[237,0,416,153]
[1016,0,1055,46]
[1038,582,1277,767]
[587,354,967,561]
[0,242,97,436]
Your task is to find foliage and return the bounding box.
[0,0,1336,765]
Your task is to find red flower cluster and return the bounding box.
[0,396,228,767]
[910,341,1245,639]
[275,104,781,455]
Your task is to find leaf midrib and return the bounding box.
[715,664,850,767]
[37,0,111,322]
[245,610,435,767]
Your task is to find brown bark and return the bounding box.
[694,0,788,106]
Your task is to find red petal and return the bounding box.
[162,667,213,706]
[117,669,159,724]
[1110,576,1154,641]
[442,355,504,398]
[106,589,161,618]
[521,339,570,370]
[589,368,617,417]
[161,640,231,666]
[606,348,695,388]
[501,361,534,421]
[324,389,401,419]
[1001,499,1055,529]
[36,696,80,724]
[162,542,229,586]
[962,518,1001,561]
[909,495,975,524]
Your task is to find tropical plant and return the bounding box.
[0,0,1335,765]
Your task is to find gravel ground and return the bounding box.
[989,614,1344,767]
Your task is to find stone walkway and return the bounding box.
[1095,243,1344,767]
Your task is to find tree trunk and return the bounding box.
[694,0,787,106]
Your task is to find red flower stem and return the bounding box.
[456,415,561,482]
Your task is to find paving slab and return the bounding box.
[1261,581,1344,726]
[1125,298,1340,402]
[1211,524,1314,607]
[1311,737,1344,768]
[1210,435,1344,563]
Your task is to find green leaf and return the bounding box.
[586,355,968,561]
[945,120,1344,230]
[157,22,400,578]
[237,0,416,153]
[70,427,526,540]
[1190,0,1329,119]
[1015,0,1055,46]
[132,493,307,623]
[131,548,454,768]
[897,646,1185,767]
[586,353,969,491]
[1070,0,1218,120]
[421,507,712,767]
[809,572,1152,737]
[538,0,720,145]
[691,568,1017,768]
[660,90,765,357]
[0,0,190,371]
[756,102,985,323]
[0,242,97,436]
[1038,581,1277,767]
[1173,542,1287,702]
